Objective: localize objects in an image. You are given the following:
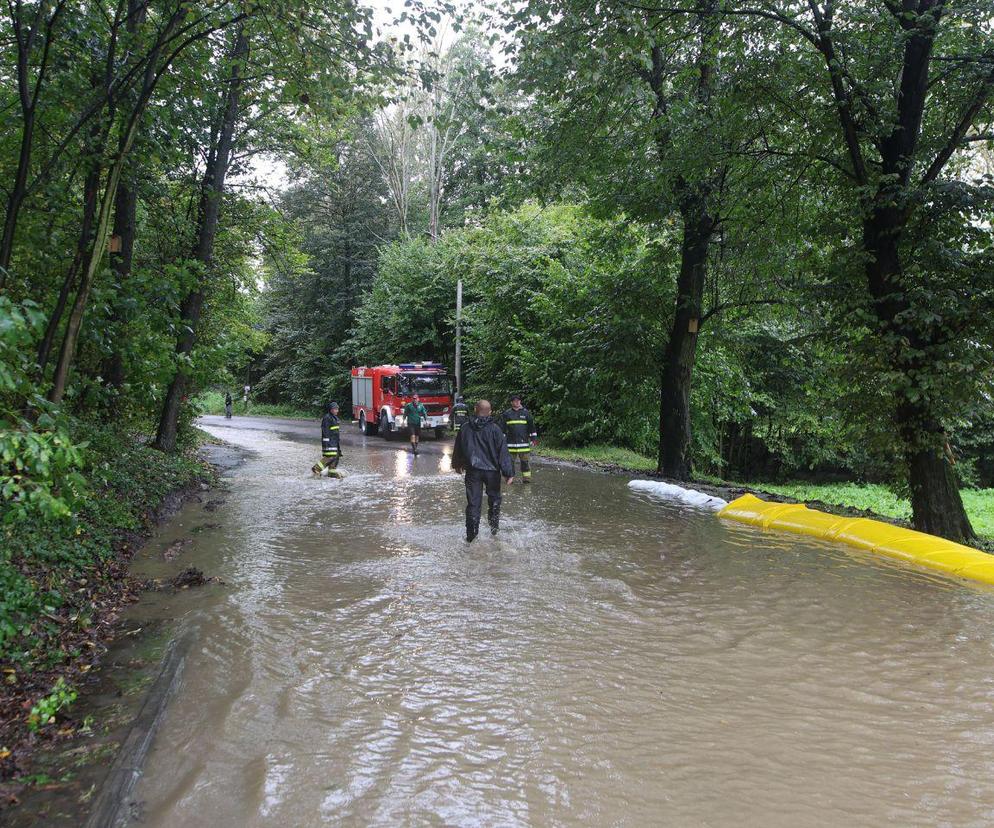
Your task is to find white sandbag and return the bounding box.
[628,479,728,511]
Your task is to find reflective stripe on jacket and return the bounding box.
[321,412,342,457]
[451,402,469,430]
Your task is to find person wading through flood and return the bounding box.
[312,401,343,477]
[450,394,469,434]
[452,399,514,542]
[500,394,538,483]
[404,393,428,455]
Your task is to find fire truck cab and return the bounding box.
[351,362,454,440]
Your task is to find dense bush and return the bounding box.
[458,203,668,454]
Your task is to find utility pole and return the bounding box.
[455,279,463,394]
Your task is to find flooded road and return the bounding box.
[130,416,994,826]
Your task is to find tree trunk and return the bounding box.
[102,177,137,393]
[154,28,248,452]
[47,160,124,403]
[0,105,36,281]
[36,162,100,373]
[863,209,976,542]
[101,0,145,397]
[657,203,715,479]
[153,290,205,451]
[1,0,61,282]
[905,431,975,541]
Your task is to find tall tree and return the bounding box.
[255,134,393,407]
[43,1,248,402]
[153,0,387,448]
[368,100,420,235]
[510,0,779,478]
[734,0,994,540]
[0,0,67,280]
[366,31,500,239]
[154,26,250,451]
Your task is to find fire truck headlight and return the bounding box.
[442,407,449,413]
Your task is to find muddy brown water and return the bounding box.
[122,416,994,826]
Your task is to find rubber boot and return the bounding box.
[488,504,500,536]
[466,522,479,543]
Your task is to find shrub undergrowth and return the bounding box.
[1,419,208,738]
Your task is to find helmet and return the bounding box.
[328,401,339,411]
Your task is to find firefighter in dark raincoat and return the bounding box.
[499,395,538,482]
[313,401,343,477]
[450,394,470,433]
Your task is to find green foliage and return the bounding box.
[0,298,85,522]
[347,234,462,366]
[336,202,668,454]
[1,421,205,670]
[27,678,77,732]
[460,203,667,454]
[255,140,393,409]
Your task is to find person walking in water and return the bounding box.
[452,399,514,542]
[224,391,233,419]
[450,394,469,434]
[500,395,538,483]
[404,393,428,455]
[312,401,343,477]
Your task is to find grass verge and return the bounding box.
[535,443,658,472]
[748,481,994,539]
[535,443,994,542]
[196,390,316,420]
[0,422,212,784]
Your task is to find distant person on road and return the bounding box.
[450,394,469,433]
[452,399,514,542]
[224,391,233,418]
[312,401,343,478]
[404,393,428,455]
[500,395,538,483]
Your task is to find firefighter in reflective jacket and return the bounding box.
[312,401,343,477]
[500,395,537,482]
[450,394,470,433]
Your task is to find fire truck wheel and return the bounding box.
[434,427,447,440]
[381,412,395,440]
[359,411,377,436]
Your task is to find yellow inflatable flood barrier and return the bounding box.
[719,493,994,586]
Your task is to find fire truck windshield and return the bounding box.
[398,373,452,397]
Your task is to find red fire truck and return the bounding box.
[351,362,454,440]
